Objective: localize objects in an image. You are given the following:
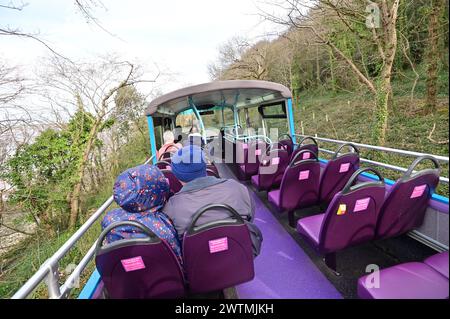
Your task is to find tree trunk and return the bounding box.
[316,45,320,86]
[372,79,390,146]
[371,0,400,146]
[329,48,336,92]
[425,0,444,114]
[69,120,101,229]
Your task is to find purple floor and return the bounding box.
[216,163,342,299]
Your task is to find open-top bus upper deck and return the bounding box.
[11,80,449,300]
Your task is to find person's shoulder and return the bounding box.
[164,193,182,209]
[222,179,248,191]
[222,179,252,200]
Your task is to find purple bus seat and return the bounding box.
[156,160,171,171]
[206,163,219,177]
[278,133,294,155]
[297,167,385,273]
[160,169,183,194]
[95,221,185,299]
[375,155,441,239]
[251,148,289,191]
[357,261,449,299]
[424,251,449,279]
[318,143,360,205]
[183,204,254,294]
[206,167,220,178]
[237,140,266,180]
[268,150,321,227]
[158,144,181,161]
[289,136,319,163]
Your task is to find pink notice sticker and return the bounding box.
[339,163,350,173]
[353,197,370,212]
[271,157,280,165]
[166,166,172,171]
[121,256,146,272]
[302,152,311,160]
[242,143,248,149]
[255,149,262,156]
[299,170,310,180]
[410,184,427,199]
[209,237,228,253]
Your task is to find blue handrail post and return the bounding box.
[287,98,297,144]
[146,115,158,165]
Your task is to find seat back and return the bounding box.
[290,136,319,162]
[318,168,385,253]
[206,168,220,178]
[95,221,185,299]
[238,140,267,177]
[376,156,440,239]
[257,148,290,190]
[156,160,171,170]
[158,143,180,161]
[183,204,254,293]
[160,169,183,194]
[319,143,360,204]
[279,150,321,210]
[278,134,294,155]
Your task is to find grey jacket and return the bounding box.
[163,176,263,257]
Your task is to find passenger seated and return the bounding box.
[163,145,263,257]
[101,164,182,264]
[184,125,204,148]
[157,130,182,160]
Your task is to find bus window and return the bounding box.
[246,107,263,136]
[258,102,289,139]
[199,109,221,139]
[222,107,235,127]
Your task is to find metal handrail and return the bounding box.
[223,133,272,145]
[319,148,449,184]
[298,135,449,163]
[11,156,153,299]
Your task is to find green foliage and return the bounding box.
[1,109,96,230]
[0,122,150,299]
[295,69,449,196]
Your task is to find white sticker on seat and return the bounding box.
[209,237,228,253]
[121,256,146,272]
[339,163,350,173]
[299,170,310,180]
[410,184,427,198]
[354,197,370,212]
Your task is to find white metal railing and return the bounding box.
[306,135,449,163]
[11,156,154,299]
[296,134,448,183]
[224,133,273,145]
[318,148,449,185]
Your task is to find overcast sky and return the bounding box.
[1,0,286,94]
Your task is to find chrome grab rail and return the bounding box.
[11,156,154,299]
[223,133,272,145]
[297,134,449,163]
[318,148,449,184]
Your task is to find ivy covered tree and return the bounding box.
[1,108,96,232]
